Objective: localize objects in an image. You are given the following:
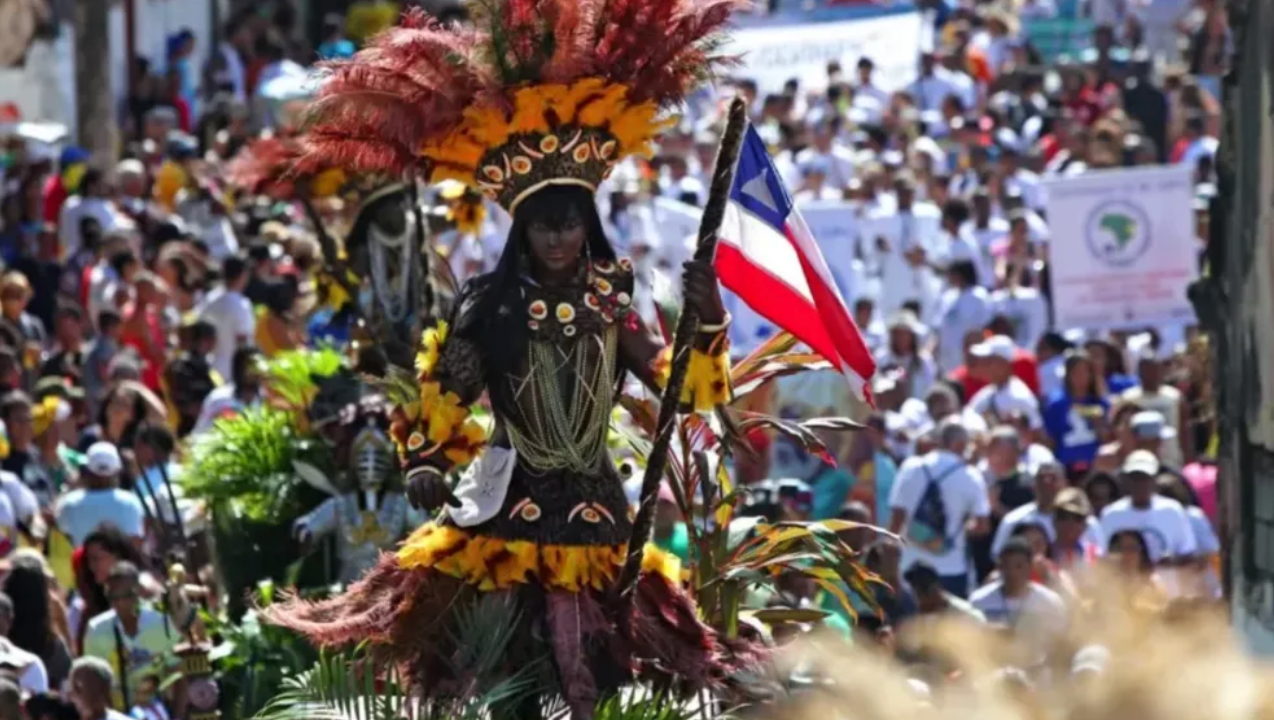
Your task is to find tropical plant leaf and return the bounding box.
[727,331,799,382]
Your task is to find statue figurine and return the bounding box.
[263,0,761,715]
[293,414,419,584]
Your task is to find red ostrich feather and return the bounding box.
[225,135,311,199]
[300,0,744,179]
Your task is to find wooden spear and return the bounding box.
[617,97,749,601]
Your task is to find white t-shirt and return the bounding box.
[58,196,123,262]
[0,470,39,523]
[192,384,248,436]
[933,286,992,373]
[55,488,146,546]
[1099,495,1198,562]
[889,449,991,576]
[990,287,1050,352]
[1186,506,1220,555]
[968,377,1043,429]
[969,581,1067,649]
[1120,385,1183,465]
[991,501,1106,557]
[0,638,48,693]
[196,287,256,381]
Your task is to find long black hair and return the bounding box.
[4,552,57,660]
[469,184,616,417]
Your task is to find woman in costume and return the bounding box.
[265,0,748,714]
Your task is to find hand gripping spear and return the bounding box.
[617,97,749,604]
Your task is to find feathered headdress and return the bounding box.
[300,0,742,213]
[225,135,350,200]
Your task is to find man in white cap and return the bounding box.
[966,335,1042,430]
[1099,449,1196,564]
[1122,349,1188,465]
[53,442,145,547]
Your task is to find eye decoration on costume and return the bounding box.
[529,300,548,320]
[556,303,576,323]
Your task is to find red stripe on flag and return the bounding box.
[781,224,876,402]
[715,242,839,363]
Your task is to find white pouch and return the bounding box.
[445,446,517,527]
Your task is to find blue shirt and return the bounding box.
[1106,373,1138,394]
[1042,392,1109,466]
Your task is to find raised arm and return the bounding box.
[616,258,733,413]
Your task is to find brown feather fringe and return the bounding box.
[264,553,764,700]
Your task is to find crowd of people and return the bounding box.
[0,0,1230,715]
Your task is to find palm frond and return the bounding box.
[253,649,409,720]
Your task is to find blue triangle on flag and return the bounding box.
[729,127,794,231]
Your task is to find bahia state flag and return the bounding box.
[714,126,877,403]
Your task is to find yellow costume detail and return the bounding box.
[31,395,61,438]
[311,167,349,198]
[397,523,681,592]
[415,320,449,379]
[651,340,733,412]
[420,78,673,210]
[388,320,487,471]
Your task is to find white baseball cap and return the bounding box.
[971,335,1016,362]
[1121,449,1160,477]
[85,442,123,476]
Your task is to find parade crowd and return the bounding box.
[0,0,1229,715]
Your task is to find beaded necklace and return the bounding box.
[505,326,617,473]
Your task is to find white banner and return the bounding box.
[721,13,924,94]
[1043,165,1198,331]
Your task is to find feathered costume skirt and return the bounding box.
[264,466,758,707]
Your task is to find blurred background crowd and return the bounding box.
[0,0,1229,716]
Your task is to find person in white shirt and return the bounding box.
[888,418,991,598]
[970,539,1067,655]
[867,175,943,319]
[875,311,938,401]
[1100,450,1197,562]
[996,141,1046,212]
[967,335,1043,429]
[934,198,992,289]
[193,347,263,435]
[990,282,1050,352]
[1034,333,1070,406]
[196,256,255,382]
[992,460,1104,556]
[964,188,1010,273]
[58,168,123,263]
[1122,354,1189,465]
[792,160,843,204]
[853,57,891,114]
[1001,190,1051,246]
[852,297,887,356]
[793,115,857,191]
[54,443,145,548]
[910,51,963,112]
[933,260,991,374]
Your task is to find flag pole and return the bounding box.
[617,97,749,602]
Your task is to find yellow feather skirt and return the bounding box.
[397,523,681,593]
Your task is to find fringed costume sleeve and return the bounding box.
[387,289,487,479]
